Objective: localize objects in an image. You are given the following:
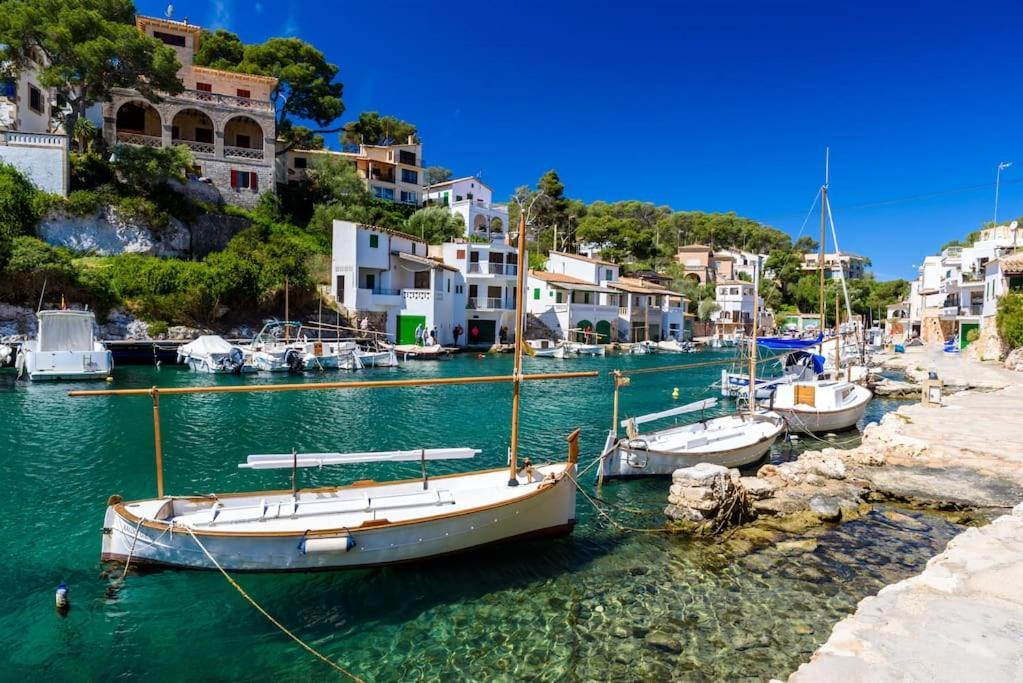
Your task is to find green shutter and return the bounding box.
[533,288,540,300]
[369,234,379,248]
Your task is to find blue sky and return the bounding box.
[140,0,1023,280]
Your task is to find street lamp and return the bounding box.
[994,161,1013,226]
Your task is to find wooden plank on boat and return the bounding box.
[240,448,481,469]
[796,384,816,407]
[623,398,717,428]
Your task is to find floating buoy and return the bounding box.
[55,582,69,613]
[671,387,680,400]
[105,376,113,383]
[477,354,486,359]
[789,434,800,441]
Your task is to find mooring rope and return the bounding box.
[563,469,673,534]
[183,527,364,682]
[120,519,145,580]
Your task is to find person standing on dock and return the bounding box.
[431,326,439,346]
[414,323,424,346]
[453,324,463,346]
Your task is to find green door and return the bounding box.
[397,315,426,345]
[595,320,612,343]
[960,322,979,349]
[467,319,496,344]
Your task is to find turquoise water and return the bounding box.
[0,351,961,680]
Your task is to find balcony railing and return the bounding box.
[0,131,66,147]
[467,262,482,273]
[177,88,274,112]
[488,263,517,276]
[961,304,984,316]
[117,131,162,148]
[174,138,215,156]
[224,144,264,160]
[370,287,401,296]
[467,297,508,310]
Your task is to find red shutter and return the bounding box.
[230,170,238,188]
[251,173,258,191]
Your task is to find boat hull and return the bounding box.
[101,466,577,572]
[772,398,869,433]
[599,416,784,479]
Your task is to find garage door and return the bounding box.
[397,315,426,345]
[467,319,496,344]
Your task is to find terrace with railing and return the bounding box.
[177,88,274,112]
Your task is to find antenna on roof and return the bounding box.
[165,4,174,18]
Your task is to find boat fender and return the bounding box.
[55,582,69,613]
[625,439,649,450]
[300,536,355,554]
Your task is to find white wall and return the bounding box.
[0,141,67,195]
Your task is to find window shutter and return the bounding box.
[230,170,238,188]
[251,173,258,191]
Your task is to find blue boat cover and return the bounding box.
[756,333,824,350]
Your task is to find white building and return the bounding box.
[607,277,687,342]
[330,220,466,345]
[714,248,770,281]
[0,51,69,195]
[801,251,868,280]
[435,237,519,345]
[424,176,509,239]
[527,271,621,342]
[711,279,767,337]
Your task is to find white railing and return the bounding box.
[466,297,507,310]
[224,145,264,160]
[403,289,441,302]
[467,262,482,273]
[117,131,162,148]
[177,88,274,112]
[0,131,66,147]
[175,139,215,156]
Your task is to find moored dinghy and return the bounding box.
[766,379,871,433]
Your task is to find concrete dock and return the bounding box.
[786,347,1023,681]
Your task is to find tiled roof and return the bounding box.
[549,251,617,266]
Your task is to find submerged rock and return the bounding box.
[644,631,683,654]
[809,496,843,522]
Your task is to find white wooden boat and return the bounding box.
[766,380,872,433]
[564,341,605,356]
[599,399,784,479]
[526,339,560,357]
[101,449,578,571]
[15,310,113,381]
[177,335,254,374]
[355,347,399,367]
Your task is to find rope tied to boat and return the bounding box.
[182,527,365,682]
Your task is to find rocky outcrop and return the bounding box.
[0,303,37,339]
[525,314,561,341]
[1004,347,1023,372]
[189,213,252,258]
[39,206,190,258]
[664,463,753,533]
[963,320,1005,362]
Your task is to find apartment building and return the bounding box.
[711,279,768,337]
[607,277,688,342]
[435,237,519,345]
[800,251,868,279]
[424,176,508,238]
[103,16,278,208]
[330,220,466,345]
[673,244,769,284]
[283,138,425,207]
[0,49,69,195]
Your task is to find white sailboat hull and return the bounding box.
[768,382,872,433]
[101,464,577,572]
[600,414,784,479]
[356,349,399,367]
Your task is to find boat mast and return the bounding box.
[748,256,760,417]
[285,276,290,343]
[818,148,829,355]
[508,213,529,486]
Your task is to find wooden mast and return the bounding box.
[508,213,529,486]
[835,290,842,379]
[284,276,290,343]
[748,257,760,417]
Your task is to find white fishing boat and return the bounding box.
[81,212,596,572]
[629,340,659,355]
[563,341,605,356]
[100,447,579,571]
[15,309,113,381]
[765,379,871,433]
[526,339,560,357]
[247,321,304,373]
[354,346,399,367]
[599,399,784,479]
[657,339,695,353]
[177,335,254,374]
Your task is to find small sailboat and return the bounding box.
[15,309,113,381]
[177,335,254,374]
[80,214,596,572]
[760,152,872,432]
[599,255,783,479]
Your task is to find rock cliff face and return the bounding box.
[39,206,191,258]
[189,214,251,258]
[963,319,1005,362]
[1005,347,1023,372]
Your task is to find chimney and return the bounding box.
[407,134,415,145]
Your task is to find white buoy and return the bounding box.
[672,387,680,400]
[55,582,69,612]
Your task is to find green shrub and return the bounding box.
[116,196,169,231]
[6,236,76,275]
[112,144,193,190]
[996,293,1023,349]
[65,190,108,217]
[70,151,116,190]
[0,163,43,270]
[966,327,980,344]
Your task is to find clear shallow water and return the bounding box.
[0,351,956,681]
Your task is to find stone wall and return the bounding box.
[963,317,1005,362]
